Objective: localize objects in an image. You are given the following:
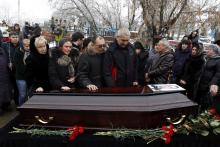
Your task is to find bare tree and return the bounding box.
[139,0,188,45]
[49,0,140,35]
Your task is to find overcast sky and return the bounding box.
[0,0,54,24]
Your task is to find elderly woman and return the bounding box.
[26,36,50,94]
[49,39,76,91]
[77,36,106,91]
[195,44,220,110]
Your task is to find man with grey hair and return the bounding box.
[145,39,174,84]
[103,28,138,87]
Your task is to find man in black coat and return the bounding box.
[71,32,84,64]
[77,36,106,91]
[103,28,138,87]
[1,32,20,105]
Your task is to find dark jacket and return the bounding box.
[0,30,3,47]
[1,42,20,66]
[181,53,205,100]
[72,43,80,65]
[195,56,220,107]
[13,48,29,80]
[181,54,205,84]
[136,51,149,86]
[77,47,105,88]
[103,41,137,87]
[148,51,174,84]
[0,47,11,107]
[173,47,191,83]
[49,49,76,89]
[25,36,50,92]
[198,56,220,91]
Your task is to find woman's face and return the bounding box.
[181,44,188,50]
[10,35,19,44]
[36,43,47,54]
[23,43,30,51]
[191,47,197,56]
[61,42,72,55]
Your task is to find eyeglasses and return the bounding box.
[96,44,107,48]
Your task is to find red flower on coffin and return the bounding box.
[208,108,217,115]
[161,124,174,144]
[163,133,171,144]
[67,126,85,141]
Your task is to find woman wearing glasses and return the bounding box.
[77,36,107,91]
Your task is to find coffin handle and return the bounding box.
[35,116,54,124]
[166,115,186,125]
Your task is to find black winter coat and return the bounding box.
[13,48,29,80]
[77,52,105,88]
[26,36,50,92]
[103,41,137,87]
[49,49,76,89]
[173,48,191,83]
[181,54,205,84]
[1,42,20,68]
[148,51,174,84]
[181,54,205,100]
[136,51,149,86]
[0,47,11,107]
[198,56,220,91]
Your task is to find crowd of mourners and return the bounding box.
[0,21,220,115]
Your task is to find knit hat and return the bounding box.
[59,39,68,48]
[208,44,220,55]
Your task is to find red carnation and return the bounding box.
[163,133,171,144]
[78,127,85,134]
[208,108,217,115]
[68,125,85,141]
[169,125,174,136]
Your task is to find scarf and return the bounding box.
[57,55,75,77]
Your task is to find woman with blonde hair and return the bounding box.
[26,36,51,94]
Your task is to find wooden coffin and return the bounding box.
[18,86,198,129]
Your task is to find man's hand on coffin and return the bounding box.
[86,84,98,91]
[145,73,150,82]
[36,87,44,93]
[210,85,218,96]
[8,62,13,71]
[61,86,71,91]
[133,81,138,86]
[180,80,186,85]
[67,77,75,83]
